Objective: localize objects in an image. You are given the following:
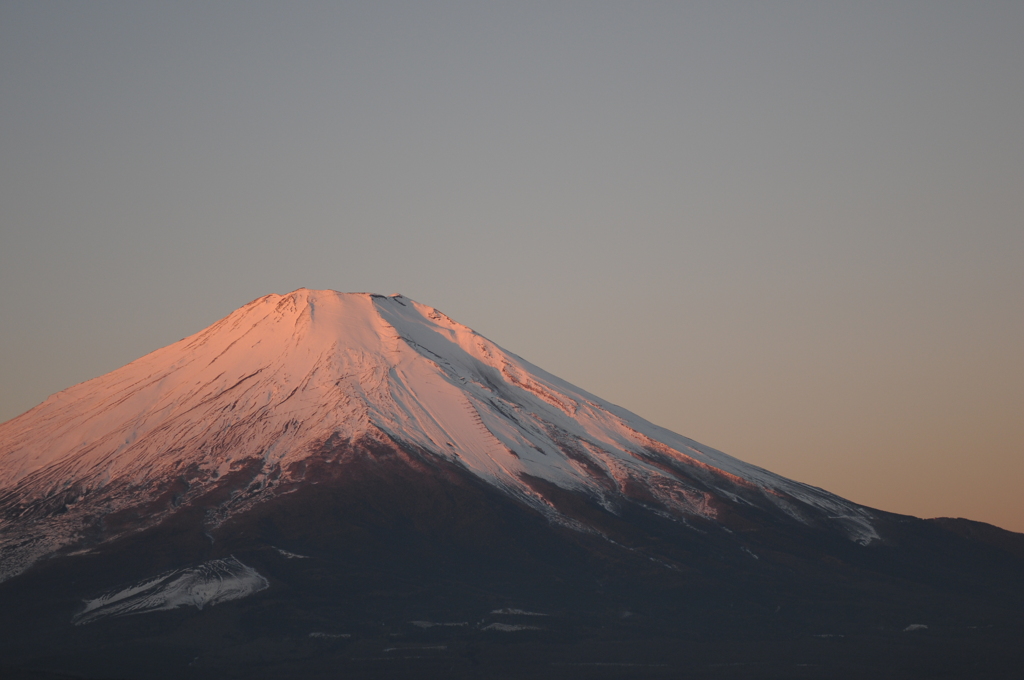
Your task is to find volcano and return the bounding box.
[1,290,1021,679]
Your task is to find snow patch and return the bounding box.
[309,632,351,639]
[481,623,543,632]
[73,556,268,625]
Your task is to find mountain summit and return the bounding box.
[1,290,1021,679]
[0,289,874,582]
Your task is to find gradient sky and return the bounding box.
[1,2,1022,531]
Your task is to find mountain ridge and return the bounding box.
[0,289,880,585]
[1,289,1021,679]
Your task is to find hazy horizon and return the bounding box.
[1,2,1022,532]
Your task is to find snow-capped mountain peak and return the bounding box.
[0,290,876,583]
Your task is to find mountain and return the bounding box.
[1,289,1021,679]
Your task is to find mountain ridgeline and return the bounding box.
[0,289,1021,679]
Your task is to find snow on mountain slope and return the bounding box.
[72,556,268,625]
[0,290,876,583]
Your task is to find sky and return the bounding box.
[1,2,1022,532]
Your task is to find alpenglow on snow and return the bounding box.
[0,289,877,582]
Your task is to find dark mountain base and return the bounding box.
[6,626,1024,680]
[1,444,1022,680]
